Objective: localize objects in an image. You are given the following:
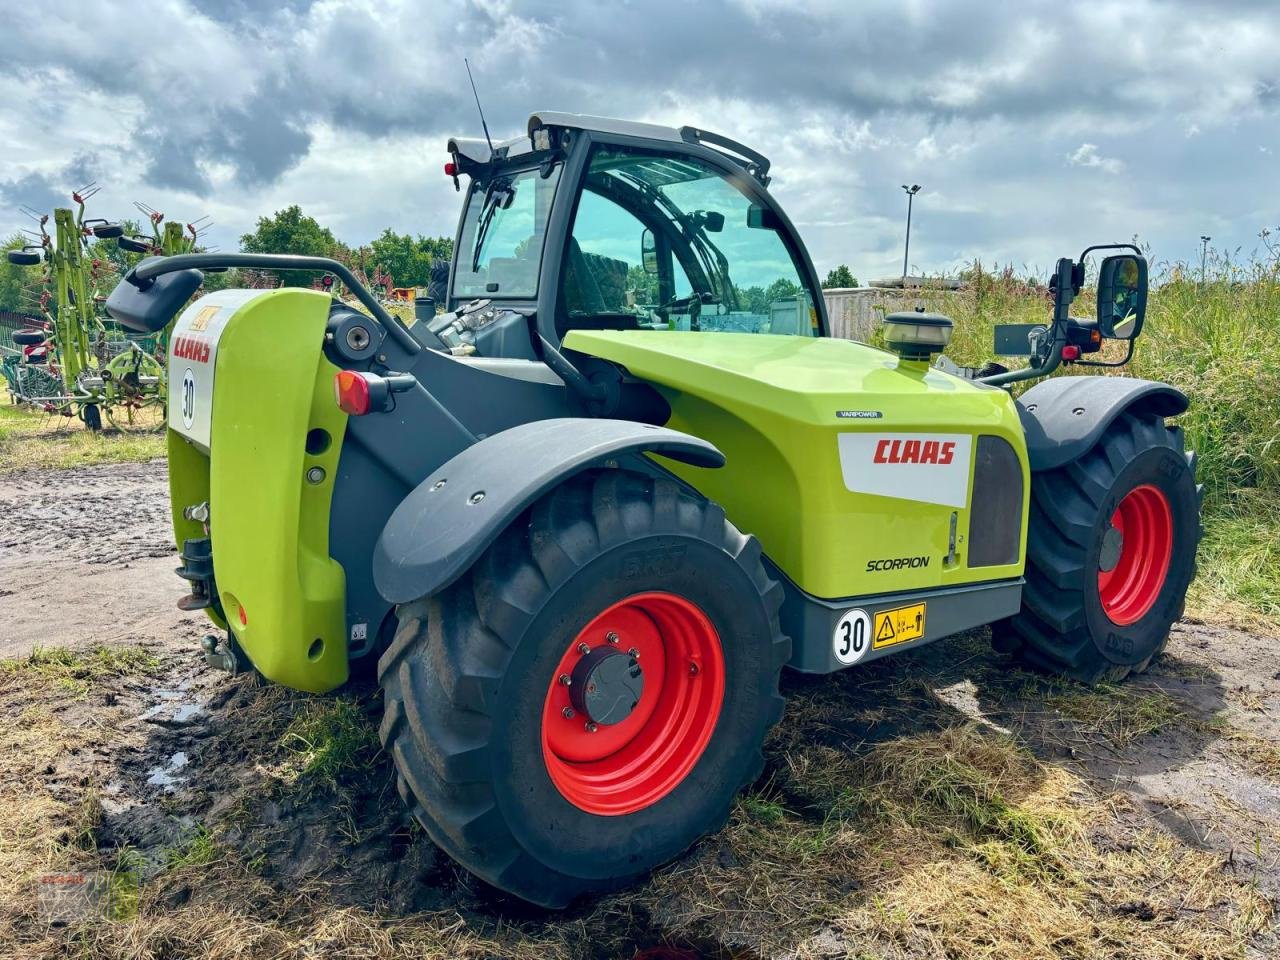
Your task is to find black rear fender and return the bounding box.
[1017,376,1188,472]
[372,418,723,603]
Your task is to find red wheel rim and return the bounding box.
[1097,484,1173,625]
[541,592,725,816]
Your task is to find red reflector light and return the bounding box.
[1062,344,1081,361]
[444,161,458,177]
[334,370,371,415]
[238,605,248,626]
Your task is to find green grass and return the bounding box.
[163,827,222,870]
[278,697,380,791]
[0,395,166,473]
[0,645,162,697]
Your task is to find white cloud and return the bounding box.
[1067,143,1125,174]
[2,0,1279,281]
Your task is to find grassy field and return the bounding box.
[0,395,166,472]
[2,630,1273,959]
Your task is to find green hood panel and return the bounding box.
[564,330,1028,599]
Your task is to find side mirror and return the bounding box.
[701,211,725,233]
[7,248,43,266]
[118,235,153,254]
[105,259,204,333]
[641,229,659,275]
[1096,254,1147,339]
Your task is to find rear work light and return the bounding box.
[333,369,419,415]
[334,370,373,415]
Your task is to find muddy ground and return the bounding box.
[1,460,1278,959]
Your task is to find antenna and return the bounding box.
[464,58,494,155]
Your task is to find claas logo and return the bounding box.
[171,335,211,363]
[873,438,956,465]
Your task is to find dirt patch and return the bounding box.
[0,460,204,660]
[1,460,1278,959]
[0,459,172,565]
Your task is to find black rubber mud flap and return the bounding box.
[372,418,724,604]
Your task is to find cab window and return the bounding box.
[455,163,562,300]
[558,146,817,336]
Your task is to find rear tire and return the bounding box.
[993,410,1202,684]
[378,470,789,906]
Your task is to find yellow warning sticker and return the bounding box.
[873,602,926,649]
[189,305,219,332]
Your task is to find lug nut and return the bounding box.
[689,662,699,676]
[558,674,571,686]
[562,706,575,719]
[584,721,598,733]
[628,647,640,659]
[577,642,591,655]
[606,631,619,644]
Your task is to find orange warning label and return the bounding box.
[873,602,926,649]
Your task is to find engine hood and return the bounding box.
[561,330,1027,601]
[563,330,1000,423]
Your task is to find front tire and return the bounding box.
[994,410,1202,683]
[378,471,789,906]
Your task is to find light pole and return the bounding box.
[1200,235,1211,284]
[901,184,921,283]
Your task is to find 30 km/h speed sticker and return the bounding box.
[832,608,872,665]
[873,602,926,649]
[180,368,196,429]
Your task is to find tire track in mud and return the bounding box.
[0,460,201,658]
[0,459,172,565]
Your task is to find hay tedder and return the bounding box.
[3,189,203,428]
[106,113,1201,906]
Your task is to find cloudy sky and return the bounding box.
[2,0,1277,282]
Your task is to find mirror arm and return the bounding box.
[978,339,1065,387]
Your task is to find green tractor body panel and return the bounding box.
[166,288,350,693]
[564,329,1030,600]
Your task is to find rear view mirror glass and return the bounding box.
[1096,254,1147,339]
[641,228,659,274]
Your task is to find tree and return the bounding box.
[362,229,453,288]
[822,264,858,289]
[240,205,343,288]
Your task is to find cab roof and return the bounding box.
[447,112,772,184]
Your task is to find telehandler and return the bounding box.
[106,112,1200,906]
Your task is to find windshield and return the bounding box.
[558,146,817,337]
[453,163,562,299]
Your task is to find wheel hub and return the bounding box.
[541,592,726,816]
[569,646,644,725]
[1097,484,1173,626]
[1098,525,1124,573]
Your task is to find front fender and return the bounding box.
[1016,375,1188,472]
[372,418,724,604]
